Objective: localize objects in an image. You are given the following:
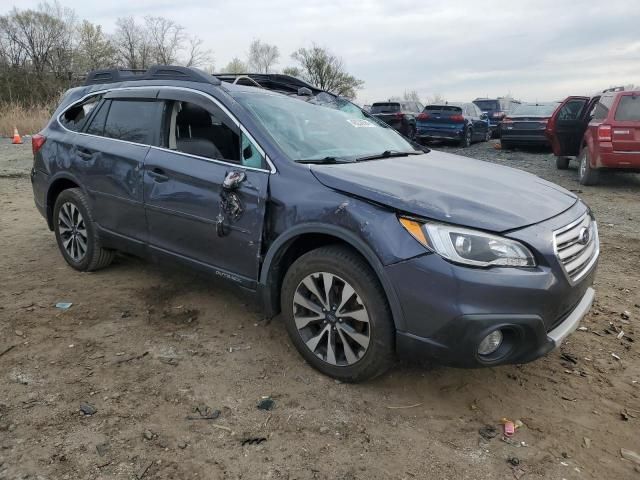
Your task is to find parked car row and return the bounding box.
[544,87,640,185]
[370,96,529,147]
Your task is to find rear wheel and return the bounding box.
[555,156,570,170]
[53,188,115,271]
[281,245,395,382]
[578,148,599,185]
[460,127,472,147]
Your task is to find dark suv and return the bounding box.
[31,66,599,382]
[370,101,423,139]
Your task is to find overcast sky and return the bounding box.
[3,0,639,104]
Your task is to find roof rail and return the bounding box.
[215,73,321,95]
[602,86,625,93]
[84,65,221,86]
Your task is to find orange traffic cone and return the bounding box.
[12,127,22,145]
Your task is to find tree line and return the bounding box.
[0,2,364,106]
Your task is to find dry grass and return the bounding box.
[0,102,53,138]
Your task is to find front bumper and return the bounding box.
[396,287,595,367]
[388,202,598,367]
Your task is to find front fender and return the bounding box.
[259,222,408,331]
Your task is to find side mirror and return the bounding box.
[222,170,246,191]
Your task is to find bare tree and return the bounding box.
[184,35,212,67]
[113,16,150,69]
[427,93,446,104]
[247,39,279,73]
[221,57,248,74]
[403,90,421,103]
[282,66,302,78]
[290,44,364,99]
[0,2,74,74]
[145,16,184,65]
[75,20,116,72]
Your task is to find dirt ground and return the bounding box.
[1,138,639,480]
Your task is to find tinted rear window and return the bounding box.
[103,100,163,145]
[511,103,558,117]
[371,103,400,113]
[614,95,640,121]
[474,100,500,111]
[425,105,463,113]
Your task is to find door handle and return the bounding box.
[77,148,93,159]
[148,167,169,183]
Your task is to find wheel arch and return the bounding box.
[45,173,84,230]
[259,224,405,331]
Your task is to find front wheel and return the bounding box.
[53,188,115,271]
[460,127,472,147]
[281,245,395,382]
[578,149,599,185]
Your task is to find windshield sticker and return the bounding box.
[347,119,375,128]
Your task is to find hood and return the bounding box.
[310,150,577,232]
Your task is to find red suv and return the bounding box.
[546,87,640,185]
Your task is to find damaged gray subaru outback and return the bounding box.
[31,67,599,382]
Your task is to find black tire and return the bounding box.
[578,148,599,185]
[555,156,570,170]
[53,188,115,271]
[460,127,472,147]
[280,245,395,382]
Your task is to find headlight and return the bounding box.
[399,217,536,268]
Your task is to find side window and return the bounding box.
[103,100,163,145]
[558,99,587,121]
[241,133,265,169]
[60,96,101,132]
[170,101,240,162]
[85,100,110,136]
[614,95,640,121]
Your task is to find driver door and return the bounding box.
[142,89,270,287]
[546,96,590,156]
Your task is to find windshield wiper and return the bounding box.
[355,150,422,162]
[295,156,351,165]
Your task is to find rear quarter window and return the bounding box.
[103,100,164,145]
[60,96,101,132]
[614,95,640,121]
[593,94,615,120]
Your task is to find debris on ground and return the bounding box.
[96,442,110,457]
[583,437,592,448]
[143,430,155,441]
[0,344,16,358]
[241,437,267,446]
[479,425,498,440]
[55,302,73,310]
[621,448,640,465]
[507,456,520,466]
[79,402,97,416]
[560,352,578,364]
[257,397,275,411]
[177,440,188,449]
[186,405,221,420]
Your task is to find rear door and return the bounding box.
[76,89,162,242]
[143,89,270,286]
[545,96,589,156]
[610,93,640,153]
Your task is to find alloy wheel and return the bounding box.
[58,202,88,262]
[292,272,370,366]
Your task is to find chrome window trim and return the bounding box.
[552,213,600,285]
[56,85,276,174]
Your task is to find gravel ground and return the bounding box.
[1,139,639,480]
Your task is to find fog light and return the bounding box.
[478,330,503,356]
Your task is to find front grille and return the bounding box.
[553,214,599,284]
